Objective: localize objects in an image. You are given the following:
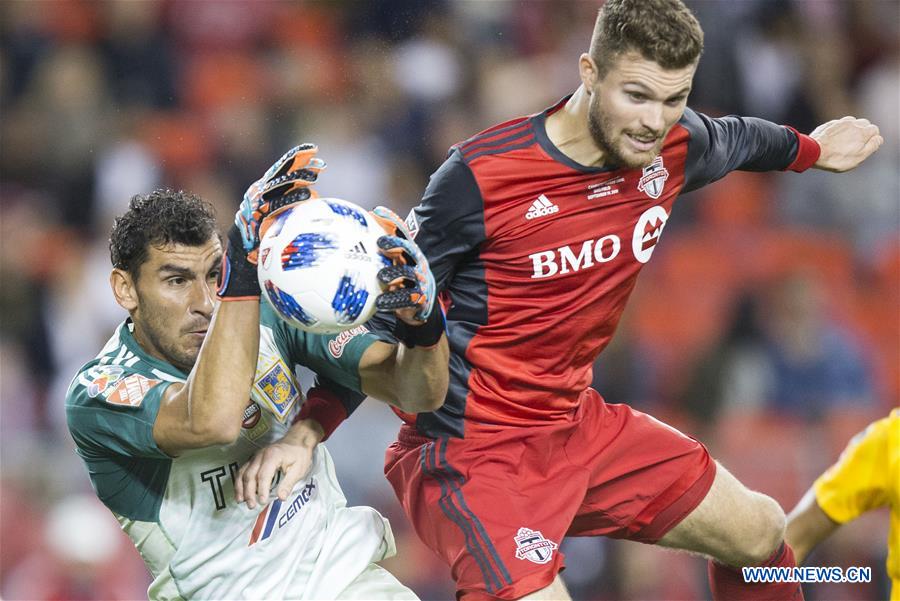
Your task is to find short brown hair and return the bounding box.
[590,0,704,77]
[110,189,218,276]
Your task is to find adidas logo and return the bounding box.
[525,194,559,220]
[348,241,368,255]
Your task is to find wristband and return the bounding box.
[217,226,261,300]
[392,308,445,348]
[784,126,821,172]
[294,387,348,442]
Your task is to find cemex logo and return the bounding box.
[248,480,318,546]
[528,206,670,278]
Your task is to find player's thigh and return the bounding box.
[386,434,584,600]
[336,563,419,600]
[568,399,715,543]
[518,574,571,601]
[656,461,786,566]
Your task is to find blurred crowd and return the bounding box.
[0,1,897,599]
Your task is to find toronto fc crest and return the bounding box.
[637,156,669,199]
[514,527,559,564]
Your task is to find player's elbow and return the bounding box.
[407,392,446,413]
[397,379,447,413]
[191,420,242,447]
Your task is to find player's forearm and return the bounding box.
[785,488,840,564]
[184,300,260,441]
[391,336,449,412]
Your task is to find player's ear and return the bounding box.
[111,268,139,312]
[579,53,599,92]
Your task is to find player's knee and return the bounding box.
[733,495,785,565]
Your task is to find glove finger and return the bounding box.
[377,235,416,265]
[265,187,313,212]
[371,206,412,239]
[375,288,425,312]
[377,264,418,288]
[267,143,320,180]
[261,168,319,199]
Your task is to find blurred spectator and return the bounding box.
[679,292,769,427]
[1,494,148,600]
[758,272,876,417]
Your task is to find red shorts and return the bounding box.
[384,390,715,600]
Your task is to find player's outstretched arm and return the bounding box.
[154,145,324,455]
[358,325,449,413]
[810,116,884,172]
[785,487,840,564]
[234,417,324,509]
[359,205,449,412]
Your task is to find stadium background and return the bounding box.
[0,0,897,599]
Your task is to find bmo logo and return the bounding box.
[528,206,669,279]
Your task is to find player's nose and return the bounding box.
[192,278,216,318]
[640,103,666,135]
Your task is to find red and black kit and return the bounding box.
[385,97,819,599]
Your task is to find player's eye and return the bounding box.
[627,92,647,103]
[665,96,686,106]
[208,270,221,282]
[167,276,187,286]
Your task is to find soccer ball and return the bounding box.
[257,198,389,334]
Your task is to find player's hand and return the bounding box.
[234,418,323,509]
[810,117,883,173]
[238,143,326,263]
[218,145,325,299]
[370,206,435,324]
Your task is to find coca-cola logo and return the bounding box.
[327,325,369,358]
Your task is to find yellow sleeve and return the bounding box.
[813,413,895,524]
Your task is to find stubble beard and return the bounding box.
[587,92,660,170]
[134,296,201,374]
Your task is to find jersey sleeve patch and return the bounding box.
[327,325,369,358]
[253,358,301,422]
[104,374,161,408]
[78,364,126,398]
[405,209,419,239]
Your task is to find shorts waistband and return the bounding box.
[397,424,435,447]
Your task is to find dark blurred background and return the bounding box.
[1,1,897,599]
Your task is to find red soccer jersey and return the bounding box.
[403,96,817,438]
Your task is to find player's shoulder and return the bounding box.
[451,111,539,166]
[860,410,899,443]
[66,324,177,413]
[672,106,707,141]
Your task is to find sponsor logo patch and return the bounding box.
[514,527,558,564]
[248,480,318,546]
[327,325,369,358]
[104,374,159,408]
[241,402,261,429]
[631,205,669,263]
[80,365,126,398]
[525,194,559,220]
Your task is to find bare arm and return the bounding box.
[810,116,883,172]
[153,300,260,455]
[358,335,449,413]
[785,487,841,564]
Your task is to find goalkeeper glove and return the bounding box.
[217,144,326,300]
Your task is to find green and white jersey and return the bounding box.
[66,303,411,600]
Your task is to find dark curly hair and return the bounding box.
[590,0,704,77]
[109,189,218,275]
